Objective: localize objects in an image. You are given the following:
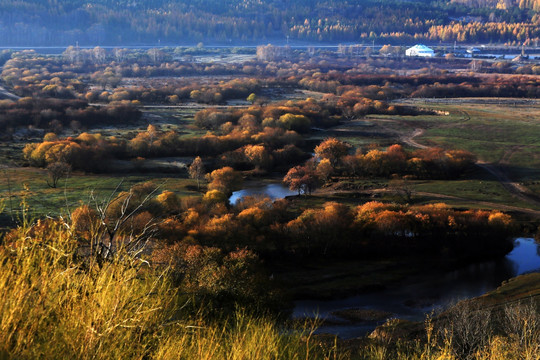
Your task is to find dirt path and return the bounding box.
[477,162,540,208]
[400,128,428,149]
[402,126,540,210]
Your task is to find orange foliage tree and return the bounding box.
[206,167,243,196]
[314,138,351,167]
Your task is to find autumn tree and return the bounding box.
[203,189,228,205]
[71,204,100,239]
[244,145,271,170]
[189,156,205,190]
[314,138,351,167]
[247,93,257,104]
[277,113,311,133]
[342,154,363,177]
[316,158,334,183]
[46,161,71,188]
[206,166,243,196]
[156,191,181,213]
[283,160,319,195]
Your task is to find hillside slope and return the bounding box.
[0,0,537,46]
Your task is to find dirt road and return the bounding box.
[403,127,540,210]
[400,128,428,149]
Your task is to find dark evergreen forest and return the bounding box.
[0,0,538,46]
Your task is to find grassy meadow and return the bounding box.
[393,100,540,174]
[0,167,200,220]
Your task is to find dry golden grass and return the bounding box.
[0,203,537,360]
[0,215,339,360]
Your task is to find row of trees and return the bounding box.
[85,78,261,105]
[22,122,475,183]
[22,123,308,173]
[68,181,515,261]
[282,140,477,195]
[2,55,264,104]
[299,72,540,100]
[5,52,538,118]
[194,99,342,132]
[0,98,140,134]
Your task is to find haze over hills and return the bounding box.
[0,0,538,46]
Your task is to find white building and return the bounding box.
[405,44,435,57]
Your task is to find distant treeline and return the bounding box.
[0,98,140,134]
[20,99,430,173]
[0,0,538,46]
[4,55,538,109]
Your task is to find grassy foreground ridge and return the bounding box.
[0,209,333,359]
[0,201,538,359]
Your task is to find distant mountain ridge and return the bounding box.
[0,0,538,46]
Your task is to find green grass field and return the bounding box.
[2,99,540,220]
[320,100,540,216]
[396,101,540,173]
[0,167,200,219]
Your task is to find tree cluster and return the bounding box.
[0,98,140,134]
[340,144,477,179]
[23,121,308,173]
[94,184,517,262]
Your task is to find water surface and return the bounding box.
[229,182,296,204]
[294,238,540,339]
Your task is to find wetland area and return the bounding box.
[0,44,539,359]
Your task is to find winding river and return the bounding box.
[229,182,540,339]
[294,238,540,339]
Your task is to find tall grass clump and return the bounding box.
[154,314,340,360]
[0,218,177,359]
[0,214,339,359]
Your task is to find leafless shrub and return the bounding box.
[46,161,71,188]
[438,301,493,359]
[502,300,540,358]
[69,180,163,262]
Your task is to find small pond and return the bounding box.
[294,238,540,339]
[229,182,296,204]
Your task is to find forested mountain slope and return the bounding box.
[452,0,540,10]
[0,0,538,45]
